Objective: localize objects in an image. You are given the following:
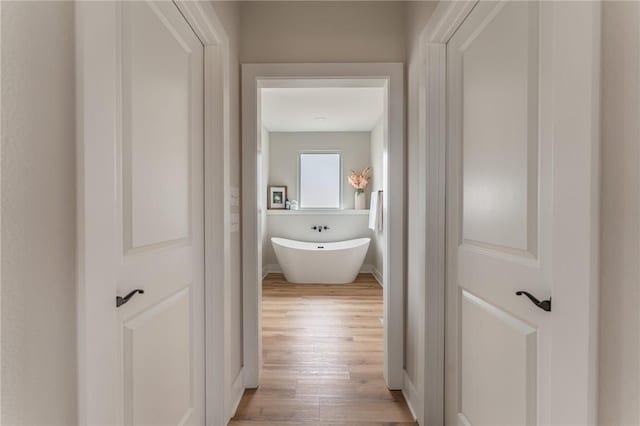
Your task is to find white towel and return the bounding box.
[368,191,383,232]
[368,192,377,230]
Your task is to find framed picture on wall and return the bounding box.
[268,185,287,209]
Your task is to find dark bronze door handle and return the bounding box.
[516,291,551,312]
[116,289,144,308]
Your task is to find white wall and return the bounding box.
[1,2,77,424]
[599,2,640,424]
[404,1,438,423]
[370,119,385,279]
[268,132,372,209]
[239,1,406,63]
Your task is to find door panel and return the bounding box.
[447,2,548,426]
[124,288,193,426]
[124,1,193,251]
[447,1,599,425]
[460,291,537,426]
[117,2,204,426]
[461,0,538,256]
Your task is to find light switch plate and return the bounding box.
[230,213,240,232]
[230,186,240,207]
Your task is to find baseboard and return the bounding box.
[264,264,282,276]
[403,370,422,424]
[225,368,245,423]
[264,263,378,278]
[360,264,383,286]
[372,267,383,287]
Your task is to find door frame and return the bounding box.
[241,63,405,389]
[420,1,600,425]
[75,2,235,424]
[418,3,477,424]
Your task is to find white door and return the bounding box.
[78,1,205,425]
[445,1,599,425]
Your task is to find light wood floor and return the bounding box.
[229,273,417,426]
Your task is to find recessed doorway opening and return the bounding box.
[239,64,406,422]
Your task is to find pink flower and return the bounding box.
[348,167,371,193]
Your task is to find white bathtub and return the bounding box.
[271,237,371,284]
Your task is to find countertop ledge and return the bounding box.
[266,209,370,216]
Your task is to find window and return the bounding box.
[299,152,342,209]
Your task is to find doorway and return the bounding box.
[241,64,405,393]
[234,83,402,422]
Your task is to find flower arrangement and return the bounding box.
[348,167,371,194]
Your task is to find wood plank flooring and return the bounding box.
[229,273,417,426]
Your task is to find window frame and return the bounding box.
[297,150,343,210]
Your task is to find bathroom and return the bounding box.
[240,81,403,421]
[259,86,386,285]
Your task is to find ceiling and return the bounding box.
[261,87,385,132]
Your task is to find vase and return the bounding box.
[354,191,366,210]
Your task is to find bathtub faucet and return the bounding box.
[311,225,330,232]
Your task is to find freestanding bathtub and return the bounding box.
[271,237,371,284]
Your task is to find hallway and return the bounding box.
[229,274,416,425]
